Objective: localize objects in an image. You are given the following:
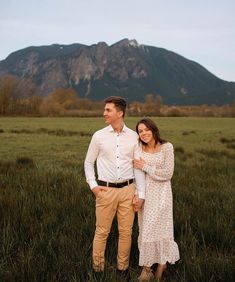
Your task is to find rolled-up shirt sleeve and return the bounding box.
[84,133,99,189]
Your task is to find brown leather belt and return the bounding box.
[97,179,134,188]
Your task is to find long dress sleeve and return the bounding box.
[142,143,174,181]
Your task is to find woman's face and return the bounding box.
[138,123,154,144]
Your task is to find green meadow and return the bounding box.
[0,117,234,281]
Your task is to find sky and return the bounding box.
[1,0,235,81]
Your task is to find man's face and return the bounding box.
[103,103,123,124]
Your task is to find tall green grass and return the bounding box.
[0,117,234,281]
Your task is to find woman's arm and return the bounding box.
[142,143,174,181]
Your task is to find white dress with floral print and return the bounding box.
[138,142,180,266]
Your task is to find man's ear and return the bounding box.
[117,110,124,118]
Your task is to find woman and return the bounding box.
[133,118,179,281]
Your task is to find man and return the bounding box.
[84,96,145,280]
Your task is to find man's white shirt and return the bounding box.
[84,124,145,199]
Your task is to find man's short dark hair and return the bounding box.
[104,96,127,117]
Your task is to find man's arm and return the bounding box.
[84,133,108,197]
[84,133,99,189]
[133,141,145,198]
[134,167,145,199]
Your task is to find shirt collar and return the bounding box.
[107,124,127,133]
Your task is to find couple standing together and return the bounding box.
[84,96,179,281]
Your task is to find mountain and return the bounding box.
[0,38,234,105]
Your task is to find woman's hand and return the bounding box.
[133,157,145,170]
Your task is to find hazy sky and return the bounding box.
[1,0,235,81]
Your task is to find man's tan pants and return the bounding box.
[93,183,135,271]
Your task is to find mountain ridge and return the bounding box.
[0,39,234,105]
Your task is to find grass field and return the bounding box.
[0,117,234,281]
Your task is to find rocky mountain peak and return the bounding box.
[0,39,234,104]
[111,38,140,48]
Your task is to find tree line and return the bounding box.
[0,74,234,117]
